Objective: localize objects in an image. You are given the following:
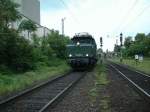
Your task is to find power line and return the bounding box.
[112,0,138,34]
[58,0,79,24]
[113,0,139,34]
[121,3,150,31]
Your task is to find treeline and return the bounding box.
[0,0,70,72]
[114,33,150,57]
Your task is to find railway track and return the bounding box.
[0,71,85,112]
[108,61,150,103]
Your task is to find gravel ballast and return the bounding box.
[47,65,150,112]
[107,65,150,112]
[47,71,97,112]
[1,64,146,112]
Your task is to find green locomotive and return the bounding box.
[66,32,97,69]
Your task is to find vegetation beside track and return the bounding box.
[0,59,70,96]
[89,63,110,112]
[110,58,150,74]
[114,33,150,57]
[113,32,150,74]
[0,0,72,96]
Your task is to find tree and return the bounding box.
[142,36,150,56]
[19,20,37,39]
[118,33,150,57]
[0,0,21,31]
[0,29,35,71]
[146,33,150,38]
[124,36,133,49]
[47,30,70,58]
[0,1,37,71]
[135,33,146,42]
[114,44,121,53]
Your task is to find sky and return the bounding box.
[40,0,150,51]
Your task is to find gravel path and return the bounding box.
[107,65,150,112]
[47,71,98,112]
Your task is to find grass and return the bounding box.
[0,60,70,96]
[89,63,110,112]
[110,57,150,74]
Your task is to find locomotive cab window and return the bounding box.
[71,37,94,44]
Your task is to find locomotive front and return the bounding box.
[66,33,97,68]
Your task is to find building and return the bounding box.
[13,0,40,24]
[11,0,51,38]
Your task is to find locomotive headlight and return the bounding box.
[69,54,72,57]
[77,42,80,46]
[86,54,89,57]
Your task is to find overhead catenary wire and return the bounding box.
[113,0,139,34]
[58,0,80,24]
[121,3,150,31]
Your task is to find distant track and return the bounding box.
[0,71,85,112]
[107,61,150,103]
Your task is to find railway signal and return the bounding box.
[120,33,123,46]
[120,33,123,62]
[99,37,103,64]
[100,37,103,48]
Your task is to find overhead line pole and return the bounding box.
[61,17,65,36]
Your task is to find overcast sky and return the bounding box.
[40,0,150,51]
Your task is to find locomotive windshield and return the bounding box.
[71,37,95,44]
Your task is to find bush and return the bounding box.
[0,30,34,72]
[47,30,70,59]
[0,28,71,73]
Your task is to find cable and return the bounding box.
[113,0,139,34]
[121,3,150,31]
[58,0,80,24]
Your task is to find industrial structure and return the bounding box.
[11,0,51,38]
[13,0,40,24]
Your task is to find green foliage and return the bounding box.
[89,64,110,111]
[41,35,54,58]
[0,30,35,71]
[135,33,146,42]
[47,30,70,58]
[0,0,21,30]
[19,20,37,32]
[31,34,47,64]
[19,20,37,38]
[114,44,121,53]
[0,30,71,72]
[112,58,150,74]
[0,0,71,73]
[0,61,70,95]
[114,33,150,57]
[124,36,133,49]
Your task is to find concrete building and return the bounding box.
[11,0,51,38]
[13,0,40,24]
